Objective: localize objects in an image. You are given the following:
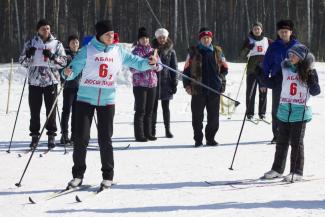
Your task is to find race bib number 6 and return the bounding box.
[290,82,297,96]
[99,64,112,79]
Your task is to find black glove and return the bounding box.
[220,82,226,93]
[307,70,318,87]
[42,49,55,60]
[171,83,177,94]
[25,47,37,58]
[247,43,255,50]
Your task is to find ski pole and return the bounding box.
[6,75,27,153]
[229,79,258,170]
[93,115,98,129]
[7,57,28,153]
[15,74,68,187]
[157,62,240,107]
[290,87,309,182]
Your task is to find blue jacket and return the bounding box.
[263,38,299,77]
[64,37,153,106]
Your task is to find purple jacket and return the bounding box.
[130,44,159,88]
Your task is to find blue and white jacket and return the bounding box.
[64,37,154,106]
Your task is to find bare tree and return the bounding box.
[14,0,21,49]
[244,0,250,31]
[183,0,189,47]
[173,0,178,44]
[307,0,311,46]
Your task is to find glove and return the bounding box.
[255,63,263,76]
[220,83,226,93]
[171,82,177,94]
[247,43,255,50]
[42,49,55,60]
[307,70,318,87]
[25,47,37,58]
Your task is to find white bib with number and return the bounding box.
[247,37,269,57]
[280,67,309,105]
[80,45,122,89]
[31,38,59,67]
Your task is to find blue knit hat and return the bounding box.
[288,44,309,60]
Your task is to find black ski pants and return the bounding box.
[72,101,115,180]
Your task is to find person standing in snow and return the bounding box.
[183,27,228,147]
[262,20,300,144]
[240,22,272,121]
[19,19,67,150]
[263,44,320,181]
[152,28,178,138]
[131,27,162,142]
[60,35,80,145]
[63,20,158,189]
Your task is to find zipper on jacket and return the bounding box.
[98,88,102,106]
[287,103,292,122]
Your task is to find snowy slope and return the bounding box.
[0,60,325,217]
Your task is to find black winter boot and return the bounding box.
[48,136,56,149]
[30,136,38,149]
[165,127,173,138]
[60,133,70,144]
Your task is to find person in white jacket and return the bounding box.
[19,19,67,150]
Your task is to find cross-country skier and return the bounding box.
[19,19,67,150]
[63,20,158,189]
[263,44,321,181]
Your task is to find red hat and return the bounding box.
[199,27,213,40]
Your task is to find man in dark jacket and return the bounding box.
[262,20,300,144]
[183,27,228,147]
[60,35,80,145]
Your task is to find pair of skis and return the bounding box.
[247,118,271,125]
[28,184,111,204]
[18,147,56,158]
[18,144,131,158]
[204,175,319,190]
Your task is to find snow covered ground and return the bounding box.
[0,60,325,217]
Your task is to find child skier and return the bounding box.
[63,20,158,189]
[240,22,272,121]
[263,44,321,181]
[60,35,80,145]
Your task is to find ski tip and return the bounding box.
[28,196,36,204]
[75,195,82,203]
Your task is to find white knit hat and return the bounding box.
[155,28,169,38]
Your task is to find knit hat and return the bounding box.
[288,44,309,60]
[155,28,169,38]
[67,35,79,44]
[138,27,149,39]
[36,19,51,30]
[252,21,263,29]
[277,19,294,31]
[199,27,213,40]
[95,20,114,38]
